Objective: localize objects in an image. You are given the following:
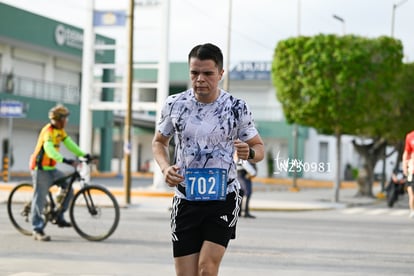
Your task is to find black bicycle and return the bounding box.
[7,156,120,241]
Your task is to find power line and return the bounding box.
[181,0,274,52]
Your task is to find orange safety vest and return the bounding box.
[29,123,67,170]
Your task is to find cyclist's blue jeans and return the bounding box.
[31,169,73,231]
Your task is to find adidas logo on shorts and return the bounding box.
[220,215,228,222]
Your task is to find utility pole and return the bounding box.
[332,14,346,35]
[291,0,301,192]
[391,0,409,37]
[124,0,134,204]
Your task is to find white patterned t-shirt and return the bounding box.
[157,89,258,198]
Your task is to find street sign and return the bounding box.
[0,100,24,118]
[93,10,126,26]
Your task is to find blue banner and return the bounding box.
[0,101,24,118]
[93,10,127,26]
[229,61,271,80]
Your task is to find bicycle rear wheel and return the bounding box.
[70,184,120,241]
[7,183,34,235]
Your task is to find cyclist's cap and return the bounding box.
[49,104,70,120]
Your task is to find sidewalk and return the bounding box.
[249,184,380,211]
[118,183,380,212]
[0,177,381,212]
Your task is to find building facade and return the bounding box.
[0,3,115,173]
[2,3,393,182]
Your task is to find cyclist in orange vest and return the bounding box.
[30,104,88,241]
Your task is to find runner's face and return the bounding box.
[189,57,224,103]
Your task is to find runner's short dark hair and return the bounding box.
[188,43,223,71]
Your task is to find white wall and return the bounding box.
[303,130,358,180]
[303,130,397,181]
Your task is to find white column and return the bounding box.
[79,0,95,153]
[152,0,170,190]
[223,0,232,91]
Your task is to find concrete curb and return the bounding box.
[250,202,347,212]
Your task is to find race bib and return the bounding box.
[185,168,227,201]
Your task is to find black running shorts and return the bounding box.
[170,190,242,258]
[407,176,414,188]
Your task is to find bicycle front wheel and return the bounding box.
[387,184,398,208]
[70,185,120,241]
[7,183,34,236]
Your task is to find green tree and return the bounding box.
[272,34,403,201]
[352,62,414,196]
[383,62,414,169]
[377,63,414,142]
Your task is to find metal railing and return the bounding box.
[0,73,80,104]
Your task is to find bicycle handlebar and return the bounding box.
[78,155,98,164]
